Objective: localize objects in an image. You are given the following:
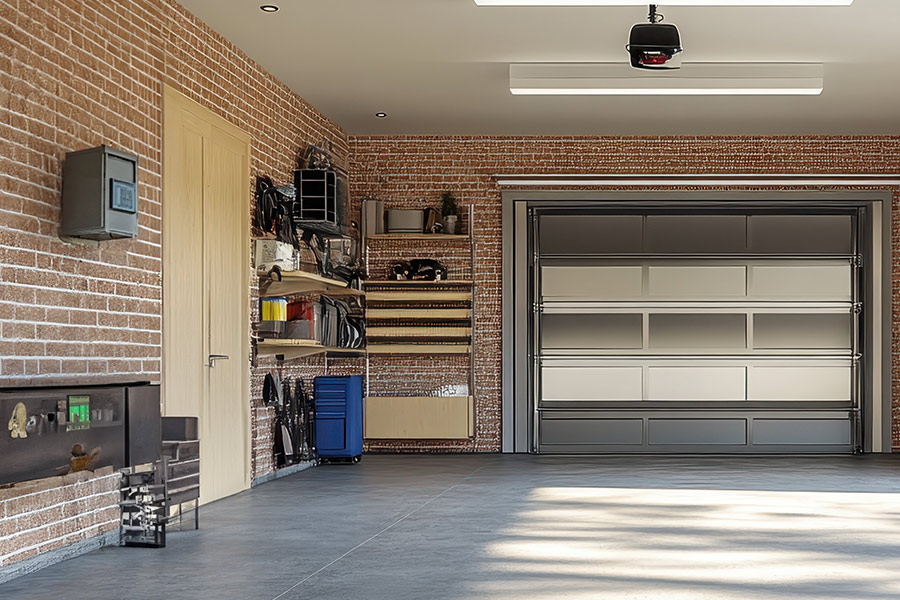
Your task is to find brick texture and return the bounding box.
[349,135,900,452]
[0,467,120,568]
[0,0,348,483]
[0,0,347,566]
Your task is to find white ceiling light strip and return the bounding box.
[510,63,824,96]
[476,1,853,6]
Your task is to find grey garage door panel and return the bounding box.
[541,215,643,254]
[542,313,643,349]
[541,419,643,445]
[645,215,748,253]
[538,412,853,452]
[753,419,851,446]
[749,215,853,254]
[648,419,747,445]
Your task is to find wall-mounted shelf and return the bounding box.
[366,344,471,355]
[362,202,477,441]
[367,233,470,241]
[366,308,472,320]
[365,279,474,286]
[256,338,366,361]
[366,290,471,302]
[259,270,365,298]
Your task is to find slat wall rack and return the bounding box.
[254,267,366,363]
[361,203,477,440]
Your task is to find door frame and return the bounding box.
[502,187,894,454]
[162,85,252,492]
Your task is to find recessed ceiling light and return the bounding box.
[476,1,853,5]
[509,63,824,95]
[260,5,279,12]
[375,112,388,118]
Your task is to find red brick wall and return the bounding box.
[349,135,900,452]
[0,467,120,571]
[0,0,348,484]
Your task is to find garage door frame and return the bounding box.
[501,188,893,454]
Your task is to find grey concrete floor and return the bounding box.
[2,454,900,600]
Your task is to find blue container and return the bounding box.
[314,375,363,462]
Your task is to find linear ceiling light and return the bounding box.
[477,1,852,6]
[509,63,824,95]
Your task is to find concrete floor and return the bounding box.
[2,454,900,600]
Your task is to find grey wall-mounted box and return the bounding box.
[61,145,139,240]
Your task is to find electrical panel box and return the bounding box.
[61,145,139,240]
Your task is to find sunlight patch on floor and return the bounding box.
[476,486,900,600]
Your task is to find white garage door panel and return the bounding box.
[649,266,747,298]
[750,265,850,300]
[542,266,642,300]
[542,367,642,401]
[749,366,851,401]
[648,367,747,401]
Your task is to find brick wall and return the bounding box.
[0,467,120,570]
[0,0,347,567]
[0,0,348,483]
[349,135,900,451]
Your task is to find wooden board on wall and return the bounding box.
[365,396,473,439]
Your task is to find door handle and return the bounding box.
[208,354,229,368]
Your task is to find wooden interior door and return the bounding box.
[163,86,251,503]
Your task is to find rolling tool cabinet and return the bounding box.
[314,375,363,462]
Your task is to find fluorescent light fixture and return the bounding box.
[477,1,852,5]
[509,63,824,95]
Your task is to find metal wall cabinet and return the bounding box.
[315,375,363,462]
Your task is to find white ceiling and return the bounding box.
[178,0,900,135]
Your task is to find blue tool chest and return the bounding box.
[314,375,363,462]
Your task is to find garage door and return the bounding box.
[535,211,861,453]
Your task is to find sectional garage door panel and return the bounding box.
[534,210,858,454]
[542,314,643,349]
[541,418,643,446]
[753,314,851,350]
[538,412,852,452]
[750,265,851,300]
[753,419,851,446]
[542,367,643,401]
[749,366,851,401]
[648,266,747,298]
[541,215,644,255]
[645,215,748,253]
[748,215,853,254]
[648,419,748,445]
[647,367,747,401]
[542,266,643,300]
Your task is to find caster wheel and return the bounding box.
[352,456,361,464]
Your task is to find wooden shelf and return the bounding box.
[367,290,471,302]
[367,233,470,241]
[364,396,474,439]
[259,270,365,298]
[368,326,472,339]
[366,344,471,355]
[367,308,471,320]
[256,338,366,360]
